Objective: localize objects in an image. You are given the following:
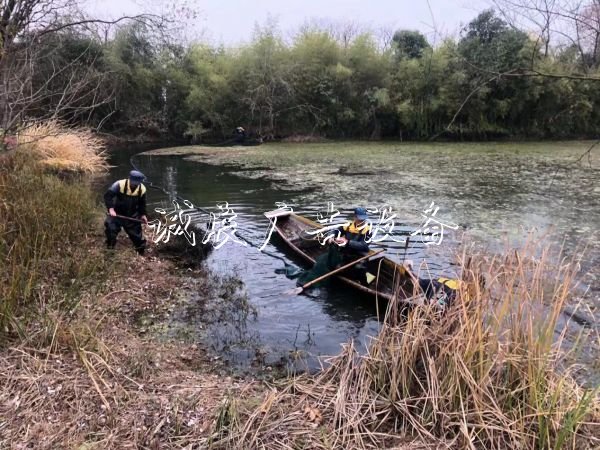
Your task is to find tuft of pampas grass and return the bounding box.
[17,121,109,174]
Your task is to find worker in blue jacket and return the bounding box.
[329,207,373,285]
[104,170,148,255]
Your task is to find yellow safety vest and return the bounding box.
[343,221,372,235]
[438,277,460,290]
[117,179,146,197]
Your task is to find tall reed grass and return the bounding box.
[211,241,599,449]
[0,122,109,336]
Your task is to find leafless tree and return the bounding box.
[375,25,397,52]
[435,0,600,137]
[491,0,556,56]
[479,0,600,165]
[491,0,600,68]
[0,0,165,138]
[578,1,600,65]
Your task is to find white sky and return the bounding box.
[83,0,490,46]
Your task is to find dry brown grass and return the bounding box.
[0,328,255,449]
[17,121,109,174]
[0,122,109,331]
[209,240,600,450]
[1,136,598,448]
[0,239,264,449]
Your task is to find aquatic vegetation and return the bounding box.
[144,140,600,295]
[139,141,599,383]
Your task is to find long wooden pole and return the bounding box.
[401,236,410,262]
[109,213,146,224]
[290,249,385,295]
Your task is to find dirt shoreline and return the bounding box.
[0,225,266,448]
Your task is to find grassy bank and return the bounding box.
[0,123,265,448]
[0,244,263,448]
[0,123,109,335]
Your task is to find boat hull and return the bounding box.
[266,212,414,302]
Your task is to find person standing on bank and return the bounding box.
[104,170,148,255]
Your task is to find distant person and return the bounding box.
[104,170,148,255]
[233,126,246,144]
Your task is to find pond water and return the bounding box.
[105,141,599,378]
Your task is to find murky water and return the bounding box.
[105,141,599,376]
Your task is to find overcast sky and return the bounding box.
[83,0,490,45]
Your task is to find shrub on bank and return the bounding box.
[0,123,108,335]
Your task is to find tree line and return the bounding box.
[2,1,600,142]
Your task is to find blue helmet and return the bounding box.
[129,170,145,182]
[354,207,368,221]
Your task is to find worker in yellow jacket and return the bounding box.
[403,260,463,308]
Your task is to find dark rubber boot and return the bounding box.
[105,216,121,250]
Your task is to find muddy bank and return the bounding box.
[0,224,267,448]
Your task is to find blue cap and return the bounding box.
[354,207,368,221]
[129,170,145,182]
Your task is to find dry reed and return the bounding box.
[17,121,109,174]
[209,240,599,449]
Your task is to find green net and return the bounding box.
[275,245,344,288]
[296,245,345,286]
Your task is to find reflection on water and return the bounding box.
[104,141,599,375]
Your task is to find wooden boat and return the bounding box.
[191,136,263,146]
[265,210,415,302]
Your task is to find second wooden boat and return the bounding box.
[265,210,415,302]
